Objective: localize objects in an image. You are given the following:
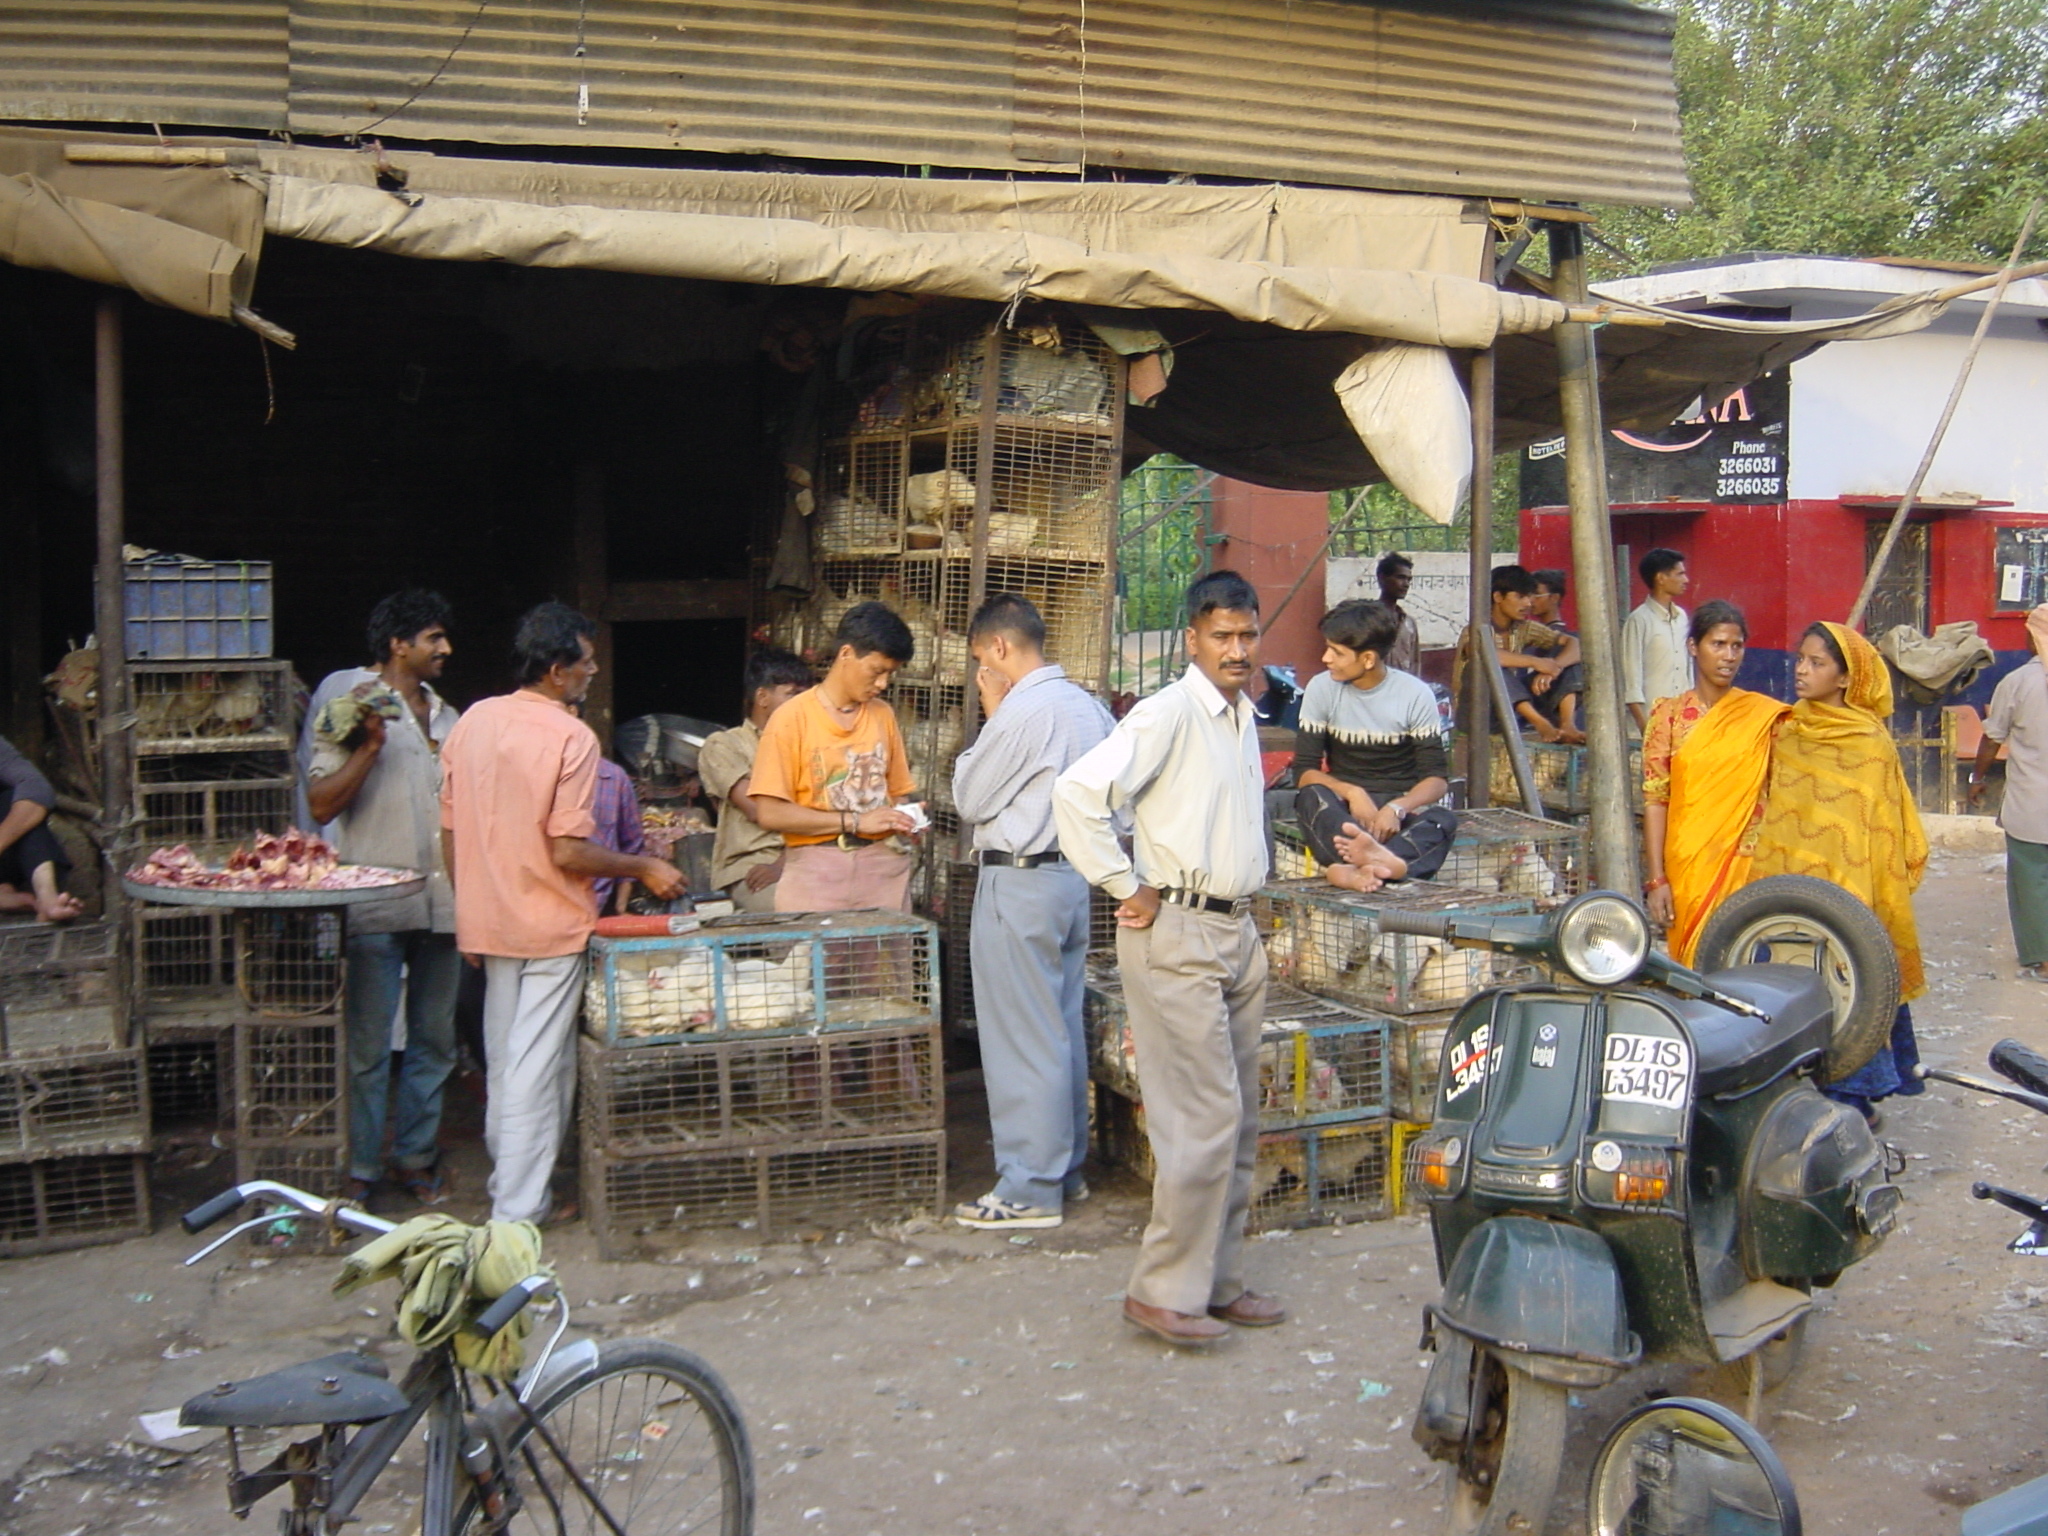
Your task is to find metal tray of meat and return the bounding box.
[122,870,424,908]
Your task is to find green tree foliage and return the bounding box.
[1597,0,2048,269]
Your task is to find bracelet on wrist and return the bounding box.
[1643,875,1670,893]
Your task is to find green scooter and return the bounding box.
[1395,875,1904,1536]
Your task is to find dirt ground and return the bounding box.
[3,851,2044,1536]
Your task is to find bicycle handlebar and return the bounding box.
[474,1275,559,1338]
[181,1181,399,1239]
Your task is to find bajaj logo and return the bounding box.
[1531,1021,1559,1069]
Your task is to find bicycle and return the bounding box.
[175,1179,755,1536]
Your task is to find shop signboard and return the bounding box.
[1522,371,1790,508]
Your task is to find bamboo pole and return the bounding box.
[94,292,133,1018]
[1548,223,1638,893]
[1847,202,2042,631]
[1465,347,1495,808]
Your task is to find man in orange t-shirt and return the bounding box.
[440,603,683,1224]
[751,602,923,912]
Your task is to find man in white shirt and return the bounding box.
[1620,547,1694,729]
[301,591,462,1206]
[1054,571,1280,1346]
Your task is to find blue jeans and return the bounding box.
[346,930,462,1181]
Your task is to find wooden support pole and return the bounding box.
[1465,347,1495,808]
[93,293,133,939]
[1548,224,1638,894]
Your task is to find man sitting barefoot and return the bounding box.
[0,736,82,923]
[1292,600,1458,894]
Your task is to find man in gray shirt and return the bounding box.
[1974,604,2048,980]
[302,591,462,1205]
[951,594,1113,1230]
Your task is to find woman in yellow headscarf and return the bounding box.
[1641,601,1790,964]
[1749,620,1929,1122]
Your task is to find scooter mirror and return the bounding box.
[1587,1396,1800,1536]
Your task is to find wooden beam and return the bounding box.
[572,464,614,750]
[601,580,755,625]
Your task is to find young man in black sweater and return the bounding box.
[1292,600,1458,892]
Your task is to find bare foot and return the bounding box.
[1325,862,1386,893]
[0,886,35,914]
[34,891,83,923]
[1558,727,1587,746]
[1333,821,1409,882]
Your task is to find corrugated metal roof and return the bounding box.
[1012,0,1688,206]
[0,0,1688,207]
[0,1,286,132]
[287,0,1026,161]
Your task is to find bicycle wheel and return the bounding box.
[459,1339,754,1536]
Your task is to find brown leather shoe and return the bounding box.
[1209,1290,1287,1327]
[1123,1295,1229,1345]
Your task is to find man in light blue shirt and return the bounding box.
[951,594,1113,1231]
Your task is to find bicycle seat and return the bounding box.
[180,1351,408,1428]
[1667,964,1832,1098]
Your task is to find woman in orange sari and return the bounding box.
[1641,601,1790,964]
[1749,620,1928,1123]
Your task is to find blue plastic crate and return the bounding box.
[120,557,274,660]
[583,910,940,1046]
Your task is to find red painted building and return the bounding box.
[1518,255,2048,706]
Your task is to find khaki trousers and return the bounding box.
[1117,901,1269,1315]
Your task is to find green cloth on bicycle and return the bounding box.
[333,1213,549,1379]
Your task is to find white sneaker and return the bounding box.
[1064,1178,1091,1204]
[952,1193,1063,1229]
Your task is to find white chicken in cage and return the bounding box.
[592,945,721,1037]
[1258,1033,1348,1119]
[724,942,814,1031]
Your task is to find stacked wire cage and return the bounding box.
[793,308,1124,1028]
[0,922,151,1255]
[1083,958,1399,1230]
[578,911,946,1256]
[112,605,347,1196]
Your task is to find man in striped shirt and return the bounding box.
[950,594,1114,1231]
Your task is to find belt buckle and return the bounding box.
[835,832,863,851]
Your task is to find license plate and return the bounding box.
[1602,1032,1692,1109]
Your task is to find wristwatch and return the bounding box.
[1389,803,1411,825]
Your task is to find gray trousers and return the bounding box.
[971,862,1092,1210]
[481,952,585,1223]
[1117,902,1270,1315]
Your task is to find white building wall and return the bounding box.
[1786,315,2048,509]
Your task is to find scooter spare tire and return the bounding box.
[1693,874,1901,1084]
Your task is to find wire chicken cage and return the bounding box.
[0,953,123,1055]
[1083,966,1391,1129]
[1433,808,1588,905]
[583,912,938,1046]
[129,660,296,755]
[0,1047,150,1160]
[1095,1092,1391,1231]
[0,1153,151,1257]
[1486,739,1645,819]
[133,906,345,1018]
[235,1020,344,1142]
[578,1024,942,1153]
[1389,1013,1455,1123]
[585,1129,946,1258]
[137,754,298,858]
[1255,879,1539,1016]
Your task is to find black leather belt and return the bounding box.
[978,849,1067,869]
[1159,887,1253,917]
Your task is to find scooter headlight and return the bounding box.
[1555,892,1650,988]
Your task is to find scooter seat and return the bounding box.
[179,1351,409,1429]
[1666,963,1832,1098]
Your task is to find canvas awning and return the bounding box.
[0,128,1985,503]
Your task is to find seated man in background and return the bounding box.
[1293,600,1457,891]
[1455,564,1585,745]
[699,647,814,912]
[0,735,82,923]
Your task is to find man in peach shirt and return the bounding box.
[440,603,682,1224]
